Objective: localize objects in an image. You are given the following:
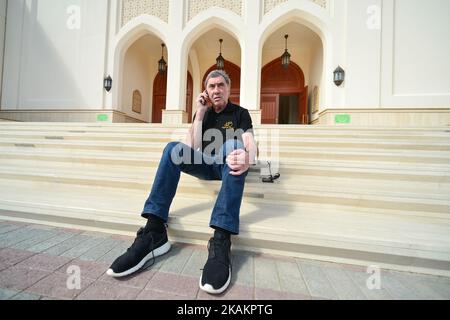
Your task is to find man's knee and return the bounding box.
[163,141,180,154]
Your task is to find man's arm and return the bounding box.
[227,131,257,176]
[186,92,210,149]
[242,132,257,165]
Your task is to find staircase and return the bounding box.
[0,122,449,276]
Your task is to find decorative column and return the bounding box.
[162,0,188,125]
[240,0,262,124]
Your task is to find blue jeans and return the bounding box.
[142,140,248,235]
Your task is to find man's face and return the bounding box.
[206,76,230,109]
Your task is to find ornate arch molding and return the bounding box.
[263,0,329,15]
[187,0,243,22]
[112,17,169,110]
[122,0,169,26]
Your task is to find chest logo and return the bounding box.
[222,121,234,129]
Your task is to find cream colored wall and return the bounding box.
[0,0,6,105]
[1,0,108,110]
[380,0,450,108]
[121,37,158,122]
[3,0,449,124]
[342,0,450,109]
[344,0,382,108]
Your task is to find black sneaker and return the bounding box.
[199,233,232,294]
[106,227,171,277]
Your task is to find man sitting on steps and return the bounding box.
[106,69,257,295]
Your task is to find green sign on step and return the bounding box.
[335,114,351,124]
[97,114,108,122]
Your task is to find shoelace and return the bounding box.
[127,228,156,274]
[208,237,230,264]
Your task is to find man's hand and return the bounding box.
[226,149,250,176]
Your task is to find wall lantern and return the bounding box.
[216,39,225,70]
[104,76,112,92]
[333,66,345,86]
[158,43,167,74]
[281,34,291,69]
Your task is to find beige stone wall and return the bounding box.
[317,109,450,127]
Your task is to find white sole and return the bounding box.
[199,266,231,295]
[106,241,171,278]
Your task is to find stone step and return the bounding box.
[2,137,450,152]
[2,145,450,165]
[0,178,448,276]
[0,169,448,220]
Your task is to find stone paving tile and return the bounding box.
[137,289,190,300]
[60,237,110,260]
[297,262,339,300]
[15,253,73,272]
[78,238,122,262]
[98,268,156,289]
[0,288,18,299]
[392,272,448,300]
[181,249,207,278]
[255,287,312,300]
[0,226,40,248]
[27,232,79,253]
[27,272,95,300]
[145,272,199,299]
[0,247,36,266]
[0,266,51,291]
[10,230,59,251]
[0,224,25,235]
[10,291,41,300]
[276,260,309,296]
[197,283,255,300]
[231,252,254,287]
[76,280,142,300]
[95,242,130,264]
[254,257,280,291]
[346,269,393,300]
[320,264,367,300]
[159,244,193,275]
[43,234,92,256]
[380,271,425,300]
[57,259,110,280]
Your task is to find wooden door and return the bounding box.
[261,94,279,124]
[152,95,166,123]
[152,71,193,123]
[152,71,167,123]
[261,58,308,124]
[186,72,193,123]
[300,87,308,124]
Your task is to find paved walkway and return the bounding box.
[0,219,449,300]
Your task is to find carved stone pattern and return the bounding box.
[188,0,242,21]
[122,0,169,26]
[132,90,142,114]
[264,0,328,14]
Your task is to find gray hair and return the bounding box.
[204,69,231,88]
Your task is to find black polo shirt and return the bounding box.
[194,102,253,155]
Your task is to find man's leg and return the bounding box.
[108,141,217,277]
[200,140,248,294]
[142,141,218,221]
